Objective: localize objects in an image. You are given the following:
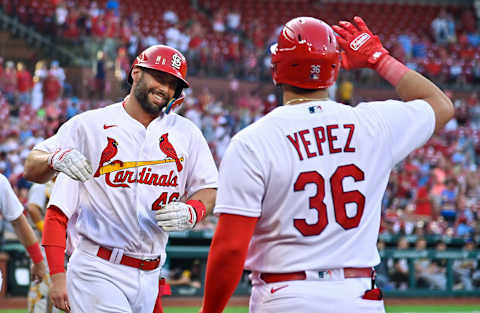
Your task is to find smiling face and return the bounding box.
[132,67,178,116]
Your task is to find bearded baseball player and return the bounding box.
[24,45,218,313]
[0,174,46,291]
[201,16,454,313]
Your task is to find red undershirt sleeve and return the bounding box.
[201,213,258,313]
[42,205,68,274]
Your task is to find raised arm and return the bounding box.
[333,16,454,132]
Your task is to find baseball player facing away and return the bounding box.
[0,173,46,290]
[23,45,218,313]
[201,16,454,313]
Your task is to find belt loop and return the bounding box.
[305,270,320,280]
[109,248,124,264]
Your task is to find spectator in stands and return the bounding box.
[167,259,202,290]
[15,62,32,107]
[453,239,477,290]
[398,32,413,59]
[1,61,17,105]
[226,7,241,34]
[163,10,178,25]
[415,176,434,218]
[31,61,47,111]
[42,72,61,103]
[212,8,226,33]
[431,9,455,45]
[455,216,474,238]
[166,23,190,53]
[375,240,394,291]
[54,2,68,37]
[114,47,130,91]
[412,34,429,59]
[414,237,431,288]
[441,179,457,205]
[106,0,120,16]
[389,236,410,290]
[49,60,66,95]
[94,50,106,100]
[422,240,448,290]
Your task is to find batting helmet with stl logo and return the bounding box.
[128,45,190,111]
[270,17,340,89]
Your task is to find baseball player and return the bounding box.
[24,45,218,313]
[201,16,454,313]
[0,173,46,290]
[26,179,60,313]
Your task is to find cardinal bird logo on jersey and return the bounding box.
[94,137,119,177]
[159,133,183,172]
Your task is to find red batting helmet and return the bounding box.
[128,45,190,100]
[271,17,340,89]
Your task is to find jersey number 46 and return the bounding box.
[294,164,365,236]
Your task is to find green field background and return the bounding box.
[2,306,480,313]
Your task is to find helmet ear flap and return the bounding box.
[164,93,185,114]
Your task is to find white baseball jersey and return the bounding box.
[40,101,218,262]
[0,173,24,221]
[215,99,434,272]
[27,182,53,213]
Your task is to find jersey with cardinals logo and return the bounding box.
[34,101,218,260]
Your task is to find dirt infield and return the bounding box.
[1,295,480,309]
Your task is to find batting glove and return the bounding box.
[155,200,206,232]
[48,148,93,182]
[332,16,389,70]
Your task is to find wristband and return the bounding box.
[47,148,61,169]
[186,200,207,224]
[35,220,44,232]
[374,55,409,87]
[26,242,43,264]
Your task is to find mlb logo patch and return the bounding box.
[309,105,322,113]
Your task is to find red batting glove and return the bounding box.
[332,16,389,70]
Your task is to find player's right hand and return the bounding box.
[155,201,197,232]
[332,16,389,70]
[50,273,71,313]
[48,148,93,182]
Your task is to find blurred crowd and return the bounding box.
[2,0,480,86]
[0,0,480,292]
[380,91,480,241]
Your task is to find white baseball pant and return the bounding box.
[249,269,385,313]
[66,240,161,313]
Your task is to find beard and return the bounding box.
[133,74,170,116]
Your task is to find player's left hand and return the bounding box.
[30,261,46,283]
[50,273,71,313]
[155,202,197,232]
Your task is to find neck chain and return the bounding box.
[284,98,329,105]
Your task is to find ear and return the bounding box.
[131,67,142,83]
